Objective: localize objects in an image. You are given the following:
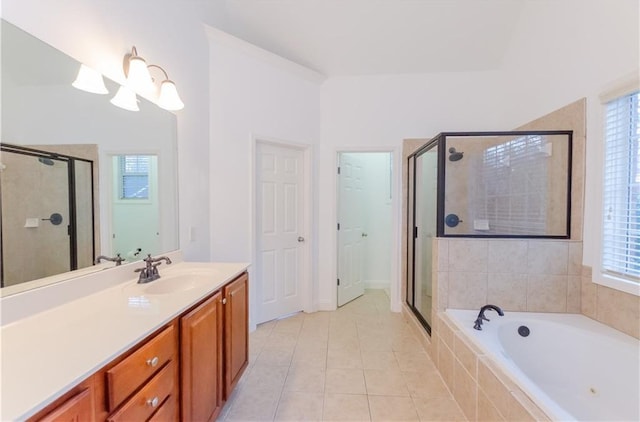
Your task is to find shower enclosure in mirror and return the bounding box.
[406,130,572,332]
[0,144,95,287]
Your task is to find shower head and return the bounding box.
[448,147,463,162]
[38,157,55,166]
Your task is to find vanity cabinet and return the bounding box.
[180,291,224,422]
[27,271,248,422]
[223,272,249,396]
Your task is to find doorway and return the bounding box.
[109,154,160,260]
[255,141,309,324]
[337,152,393,307]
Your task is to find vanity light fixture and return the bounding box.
[125,46,155,95]
[149,65,185,111]
[114,46,184,111]
[110,85,140,111]
[72,64,108,94]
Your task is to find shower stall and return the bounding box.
[406,131,572,333]
[0,143,95,287]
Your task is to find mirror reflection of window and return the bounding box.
[119,155,151,200]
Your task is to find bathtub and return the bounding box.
[446,309,640,422]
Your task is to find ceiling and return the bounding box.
[213,0,526,76]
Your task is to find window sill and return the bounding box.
[593,272,640,297]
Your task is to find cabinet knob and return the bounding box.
[147,397,159,408]
[222,298,227,305]
[146,356,159,367]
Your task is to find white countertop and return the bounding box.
[0,260,249,421]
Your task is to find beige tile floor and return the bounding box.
[219,290,466,421]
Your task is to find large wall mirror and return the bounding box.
[0,19,179,295]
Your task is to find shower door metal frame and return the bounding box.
[434,130,573,239]
[406,137,440,335]
[0,143,95,287]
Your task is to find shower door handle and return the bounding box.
[42,213,63,225]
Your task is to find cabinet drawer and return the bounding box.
[148,395,178,422]
[38,387,92,422]
[107,361,175,422]
[106,324,176,410]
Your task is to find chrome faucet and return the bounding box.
[95,253,125,266]
[473,304,504,330]
[135,254,172,284]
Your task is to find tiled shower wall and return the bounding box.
[432,238,583,314]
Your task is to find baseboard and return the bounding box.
[316,301,335,312]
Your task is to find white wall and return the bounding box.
[318,71,507,310]
[495,0,640,268]
[206,27,322,326]
[1,0,215,261]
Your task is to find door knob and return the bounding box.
[297,236,305,242]
[361,233,368,237]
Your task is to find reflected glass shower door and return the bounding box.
[0,149,71,285]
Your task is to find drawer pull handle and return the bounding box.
[222,298,227,305]
[146,356,159,367]
[147,397,160,408]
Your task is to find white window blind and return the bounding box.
[602,91,640,282]
[473,135,549,235]
[119,155,150,199]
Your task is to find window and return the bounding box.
[601,91,640,288]
[475,135,549,235]
[118,155,150,199]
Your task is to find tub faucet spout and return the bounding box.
[473,304,504,330]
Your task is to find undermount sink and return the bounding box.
[142,271,216,295]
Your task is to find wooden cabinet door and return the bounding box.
[224,273,249,396]
[180,291,223,422]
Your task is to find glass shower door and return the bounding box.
[406,144,438,332]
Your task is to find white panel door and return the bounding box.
[337,153,365,306]
[256,143,305,323]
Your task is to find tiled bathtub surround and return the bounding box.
[433,238,583,315]
[421,238,639,421]
[581,266,640,339]
[435,313,550,421]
